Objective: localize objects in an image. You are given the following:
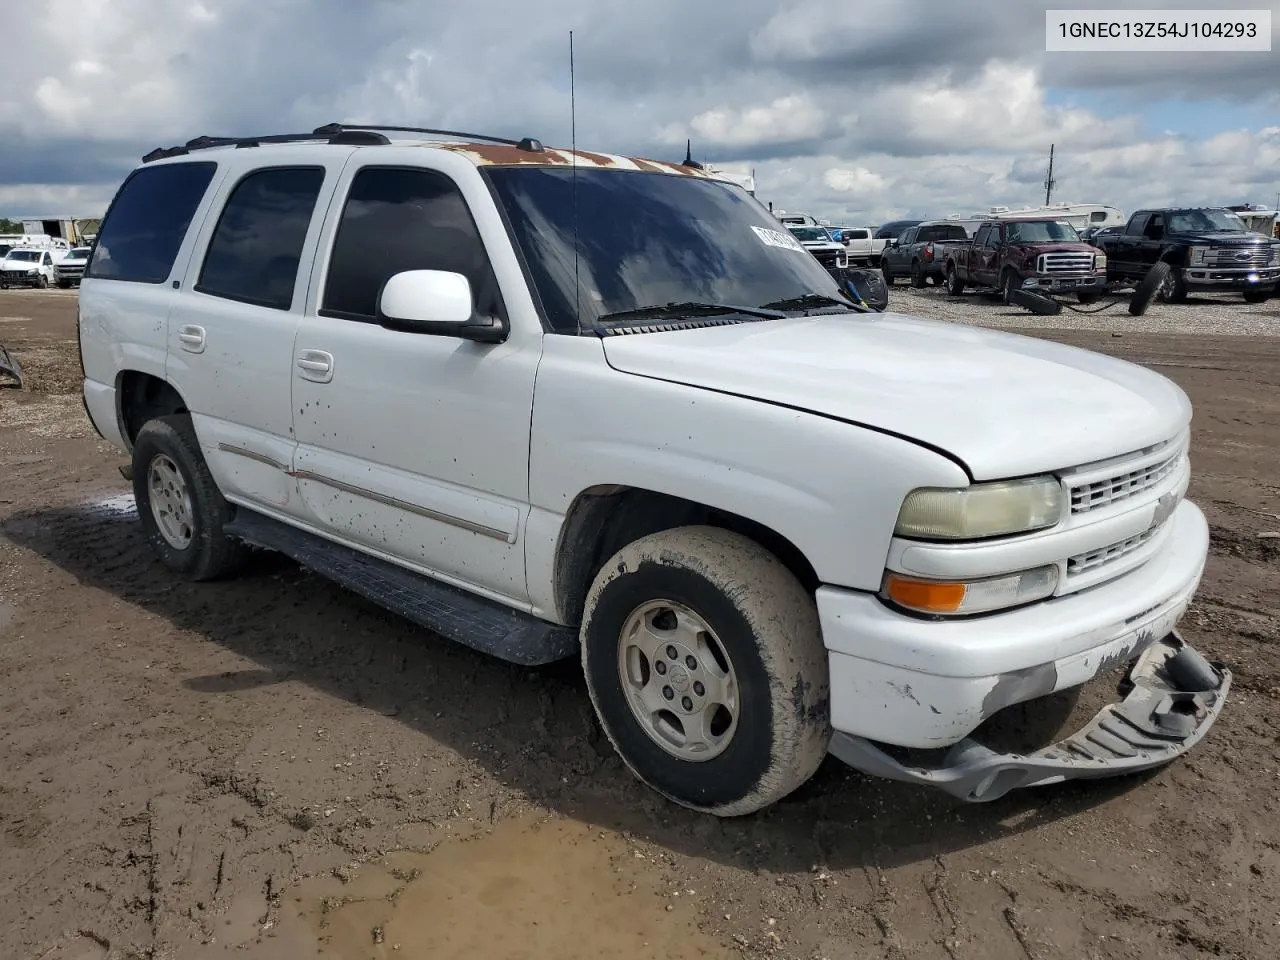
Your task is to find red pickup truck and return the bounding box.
[944,218,1108,304]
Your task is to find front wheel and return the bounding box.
[35,274,49,289]
[1243,288,1270,304]
[581,526,831,817]
[132,414,249,581]
[881,260,894,285]
[1001,268,1021,304]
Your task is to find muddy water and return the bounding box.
[254,815,730,959]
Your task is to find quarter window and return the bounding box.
[321,166,503,322]
[85,162,217,283]
[196,166,325,310]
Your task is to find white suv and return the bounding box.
[78,124,1229,816]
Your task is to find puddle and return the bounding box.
[256,815,730,959]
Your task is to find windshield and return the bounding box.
[6,250,41,262]
[787,226,831,242]
[68,247,92,258]
[485,167,844,334]
[1004,220,1080,243]
[1167,209,1248,234]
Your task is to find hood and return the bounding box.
[601,314,1190,480]
[1165,230,1273,245]
[1007,241,1097,255]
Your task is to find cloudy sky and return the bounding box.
[2,0,1278,226]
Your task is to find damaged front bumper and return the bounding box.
[830,631,1230,802]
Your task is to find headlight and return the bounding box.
[882,565,1059,616]
[1094,252,1107,270]
[1188,245,1209,265]
[894,476,1065,540]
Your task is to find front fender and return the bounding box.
[524,337,968,617]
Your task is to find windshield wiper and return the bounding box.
[596,301,786,323]
[757,292,868,313]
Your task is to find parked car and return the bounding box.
[1092,207,1280,303]
[79,124,1228,816]
[54,246,93,288]
[1080,225,1121,246]
[785,224,849,274]
[0,247,60,288]
[944,218,1108,303]
[835,226,885,267]
[881,221,971,286]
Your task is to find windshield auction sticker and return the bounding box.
[1046,9,1271,51]
[751,226,807,252]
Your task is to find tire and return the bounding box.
[1156,263,1187,303]
[1008,288,1062,316]
[131,414,249,581]
[57,280,71,289]
[580,526,830,817]
[1076,291,1098,305]
[881,260,894,285]
[945,265,965,296]
[36,274,49,289]
[1001,268,1021,305]
[910,260,925,288]
[1129,260,1171,316]
[1243,288,1270,304]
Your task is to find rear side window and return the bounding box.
[196,166,325,310]
[321,166,504,322]
[849,229,869,240]
[86,162,216,283]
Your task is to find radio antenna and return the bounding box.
[570,30,581,336]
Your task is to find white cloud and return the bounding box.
[1,0,1279,225]
[659,94,825,147]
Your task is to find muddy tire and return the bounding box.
[909,261,926,288]
[131,414,249,581]
[1001,268,1021,305]
[881,260,894,285]
[580,526,830,817]
[946,264,965,296]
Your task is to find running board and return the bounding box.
[224,509,578,666]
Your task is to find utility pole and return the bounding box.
[1044,144,1056,206]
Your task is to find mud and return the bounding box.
[2,288,1278,960]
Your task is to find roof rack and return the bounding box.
[142,123,546,163]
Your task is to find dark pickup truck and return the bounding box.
[880,220,970,287]
[1092,207,1280,303]
[944,218,1107,303]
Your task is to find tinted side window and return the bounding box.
[86,162,217,283]
[973,226,991,247]
[899,228,917,244]
[196,167,325,311]
[1128,214,1149,236]
[321,167,503,321]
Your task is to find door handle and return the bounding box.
[296,349,334,383]
[177,324,206,354]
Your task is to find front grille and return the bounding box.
[812,250,841,266]
[1067,524,1161,576]
[1070,448,1182,514]
[1037,252,1095,275]
[58,265,84,278]
[1205,246,1274,267]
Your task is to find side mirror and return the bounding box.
[889,239,899,248]
[842,237,850,245]
[378,270,507,344]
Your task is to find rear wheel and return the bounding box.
[580,526,830,817]
[910,260,926,288]
[946,264,965,296]
[132,414,249,581]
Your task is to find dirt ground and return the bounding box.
[2,288,1278,960]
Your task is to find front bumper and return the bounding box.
[831,633,1229,802]
[0,270,42,286]
[817,499,1223,797]
[1184,266,1279,290]
[1022,274,1107,293]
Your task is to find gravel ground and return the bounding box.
[2,288,1279,960]
[885,279,1280,336]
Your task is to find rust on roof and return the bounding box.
[434,141,714,178]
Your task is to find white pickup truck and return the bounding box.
[836,226,887,267]
[78,124,1228,816]
[0,247,60,288]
